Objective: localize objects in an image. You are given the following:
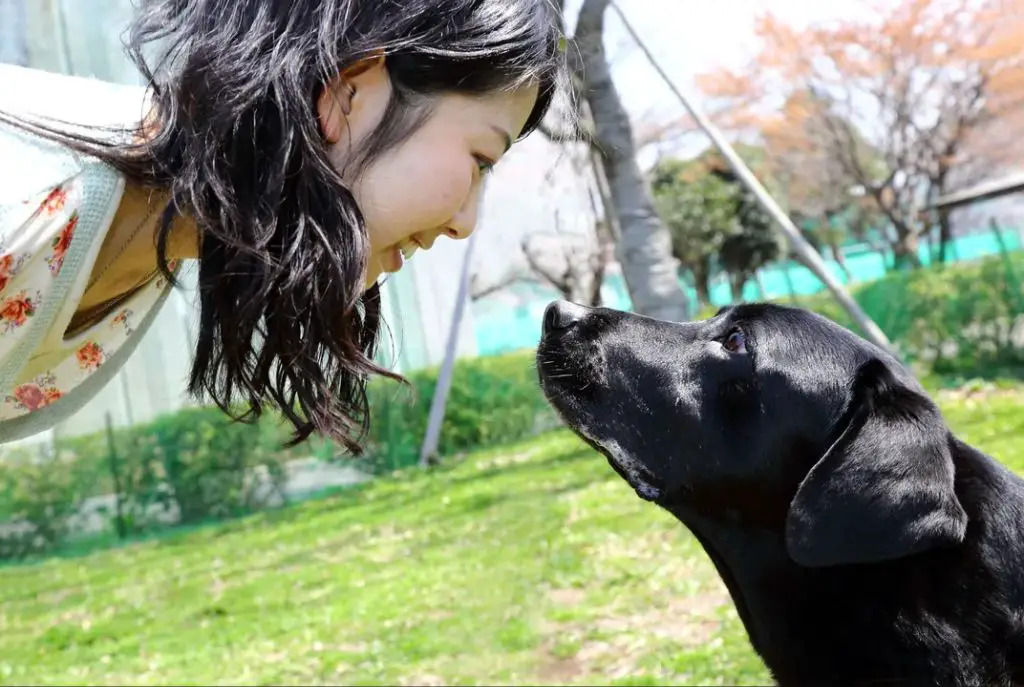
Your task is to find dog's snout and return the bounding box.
[543,300,589,334]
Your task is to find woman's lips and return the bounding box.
[383,239,421,274]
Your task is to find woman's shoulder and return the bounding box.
[0,65,145,207]
[0,163,124,347]
[0,126,123,253]
[0,64,150,131]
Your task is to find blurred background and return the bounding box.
[0,0,1022,684]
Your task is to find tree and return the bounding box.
[711,165,783,300]
[651,155,781,307]
[633,110,700,169]
[760,89,886,276]
[650,159,729,306]
[520,220,611,307]
[763,93,876,218]
[470,211,613,307]
[697,0,1024,268]
[541,0,691,321]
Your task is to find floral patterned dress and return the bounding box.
[0,171,175,421]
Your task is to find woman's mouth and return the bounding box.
[384,239,420,274]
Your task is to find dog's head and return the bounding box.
[536,301,967,567]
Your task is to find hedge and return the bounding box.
[0,349,558,559]
[360,348,558,473]
[796,251,1024,375]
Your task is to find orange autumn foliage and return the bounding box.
[696,0,1024,259]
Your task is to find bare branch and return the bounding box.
[521,236,573,299]
[469,271,536,301]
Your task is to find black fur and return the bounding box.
[536,300,1024,687]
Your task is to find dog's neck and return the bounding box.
[662,444,1024,686]
[671,509,802,671]
[673,508,950,685]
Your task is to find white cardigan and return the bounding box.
[0,64,175,443]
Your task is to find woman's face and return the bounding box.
[317,58,540,287]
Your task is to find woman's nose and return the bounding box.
[448,187,481,239]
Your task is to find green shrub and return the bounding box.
[0,446,99,559]
[56,429,129,498]
[0,348,557,559]
[0,408,293,560]
[129,406,289,525]
[360,349,558,473]
[796,252,1024,374]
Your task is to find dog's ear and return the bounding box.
[785,358,967,567]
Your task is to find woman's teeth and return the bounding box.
[399,241,419,260]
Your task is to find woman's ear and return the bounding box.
[316,77,352,144]
[316,54,388,145]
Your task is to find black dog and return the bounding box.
[536,300,1024,687]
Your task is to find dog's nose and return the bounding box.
[543,300,588,333]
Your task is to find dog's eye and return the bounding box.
[723,328,747,354]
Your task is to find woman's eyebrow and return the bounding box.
[491,125,512,153]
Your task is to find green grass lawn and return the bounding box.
[1,385,1022,686]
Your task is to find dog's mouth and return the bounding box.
[577,432,665,502]
[603,447,665,502]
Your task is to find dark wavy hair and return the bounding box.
[1,0,565,450]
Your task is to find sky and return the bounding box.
[465,0,874,289]
[565,0,870,132]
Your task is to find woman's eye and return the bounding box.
[475,155,496,175]
[723,328,747,354]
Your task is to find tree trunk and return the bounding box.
[730,273,748,303]
[692,261,712,308]
[587,220,613,307]
[931,156,958,265]
[754,270,768,300]
[574,0,690,322]
[587,272,604,306]
[419,230,479,467]
[936,208,953,264]
[829,239,851,281]
[891,225,922,270]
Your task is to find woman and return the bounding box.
[0,0,564,449]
